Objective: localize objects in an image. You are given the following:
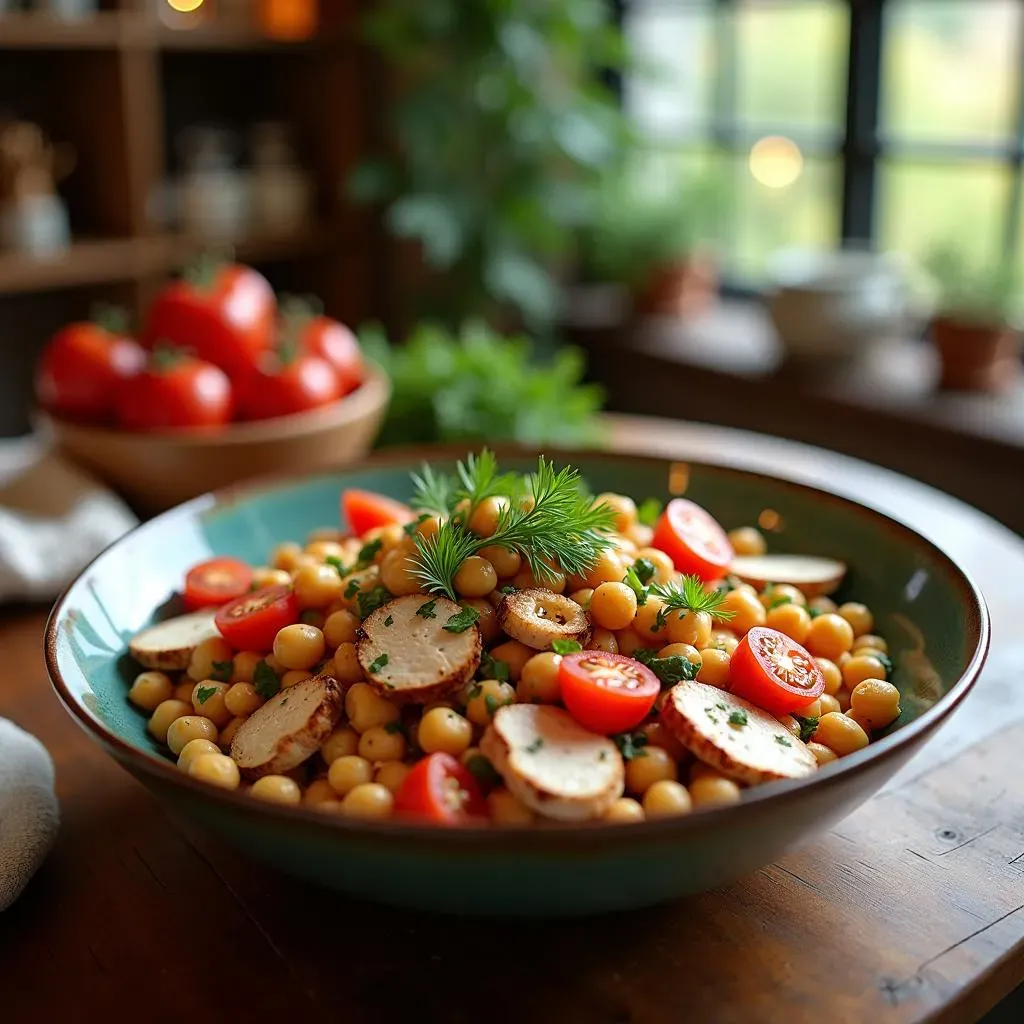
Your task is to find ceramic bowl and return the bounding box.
[39,363,389,515]
[45,448,988,917]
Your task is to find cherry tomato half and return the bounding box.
[184,557,254,612]
[730,626,825,716]
[117,348,233,431]
[341,490,414,537]
[558,651,660,735]
[393,753,487,825]
[214,584,299,652]
[235,351,341,421]
[652,498,734,582]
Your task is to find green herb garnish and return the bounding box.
[500,585,517,595]
[637,498,662,527]
[384,614,394,627]
[385,720,404,735]
[651,574,735,620]
[404,513,431,536]
[768,594,793,610]
[465,753,501,785]
[210,660,233,683]
[443,606,480,633]
[525,737,544,754]
[632,558,657,585]
[633,648,700,688]
[794,715,819,743]
[613,731,648,760]
[344,578,361,599]
[479,652,510,682]
[728,709,748,728]
[416,599,438,619]
[253,659,280,699]
[358,586,392,619]
[195,684,218,705]
[355,538,383,569]
[775,735,792,747]
[622,566,649,606]
[868,651,893,677]
[468,682,483,700]
[653,605,669,632]
[808,606,824,619]
[551,639,583,655]
[325,554,347,577]
[484,694,500,718]
[368,653,389,673]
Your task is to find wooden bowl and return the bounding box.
[40,364,390,515]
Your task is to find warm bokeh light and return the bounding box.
[749,136,804,189]
[166,0,205,13]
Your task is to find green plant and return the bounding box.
[350,0,630,332]
[926,247,1022,326]
[359,320,605,448]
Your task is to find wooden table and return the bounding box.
[2,414,1024,1024]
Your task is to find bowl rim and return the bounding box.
[36,361,390,447]
[44,443,991,850]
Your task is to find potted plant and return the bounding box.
[580,169,722,318]
[925,248,1023,393]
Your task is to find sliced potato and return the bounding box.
[497,588,592,650]
[357,595,481,704]
[729,554,847,598]
[660,680,817,786]
[480,704,623,821]
[129,609,219,671]
[230,672,343,779]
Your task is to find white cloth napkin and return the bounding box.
[0,718,59,911]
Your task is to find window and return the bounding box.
[621,0,1024,285]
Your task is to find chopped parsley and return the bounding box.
[465,753,501,785]
[478,652,509,682]
[775,735,793,747]
[210,660,233,682]
[404,513,431,536]
[613,730,648,760]
[253,659,280,699]
[869,651,893,677]
[357,586,392,619]
[636,497,663,527]
[484,694,500,718]
[632,558,657,586]
[633,648,699,688]
[384,614,394,627]
[384,720,404,735]
[355,538,383,569]
[622,567,649,606]
[598,750,608,761]
[551,639,583,655]
[524,737,544,754]
[443,606,480,633]
[416,599,438,619]
[768,594,793,610]
[194,684,218,705]
[500,585,517,595]
[468,682,483,700]
[794,715,819,743]
[704,705,720,724]
[344,578,361,599]
[728,709,748,728]
[807,606,824,619]
[368,653,389,674]
[326,555,347,577]
[653,605,669,632]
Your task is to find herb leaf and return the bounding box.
[358,586,392,619]
[195,684,218,705]
[384,720,404,735]
[384,614,394,627]
[253,659,280,699]
[326,554,347,577]
[410,463,456,518]
[768,594,793,610]
[633,648,700,688]
[210,660,233,682]
[479,652,510,682]
[355,538,383,569]
[551,639,583,655]
[368,653,389,674]
[728,709,748,728]
[775,735,793,747]
[632,558,657,585]
[637,497,663,527]
[524,737,544,754]
[465,753,501,785]
[416,599,438,619]
[794,715,819,743]
[443,606,480,633]
[344,577,361,599]
[651,574,735,620]
[613,730,648,760]
[622,566,649,606]
[868,651,893,677]
[484,694,499,718]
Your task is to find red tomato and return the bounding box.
[184,557,253,612]
[341,490,414,536]
[652,498,734,582]
[730,626,825,716]
[214,584,299,651]
[142,260,276,378]
[558,651,660,734]
[235,350,341,421]
[117,349,233,431]
[394,753,487,824]
[35,322,145,424]
[302,317,365,394]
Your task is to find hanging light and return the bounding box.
[749,136,804,189]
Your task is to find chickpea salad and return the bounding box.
[126,451,900,825]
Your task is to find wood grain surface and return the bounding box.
[2,415,1023,1024]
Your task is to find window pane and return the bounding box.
[878,162,1010,265]
[882,0,1022,144]
[624,2,716,139]
[735,1,849,131]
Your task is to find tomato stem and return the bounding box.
[150,341,191,372]
[89,302,131,336]
[181,249,229,291]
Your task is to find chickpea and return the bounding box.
[805,613,855,661]
[604,797,646,823]
[814,712,869,756]
[147,699,191,743]
[489,640,533,682]
[273,624,325,671]
[341,782,394,819]
[636,548,674,584]
[837,651,853,670]
[760,584,806,609]
[332,642,363,686]
[251,775,302,805]
[414,514,441,541]
[697,647,731,688]
[218,715,247,749]
[323,609,360,649]
[766,603,812,644]
[300,609,326,630]
[517,652,562,704]
[478,543,521,579]
[263,652,286,675]
[624,747,677,795]
[640,722,688,763]
[219,685,260,721]
[327,755,373,796]
[464,496,506,537]
[632,597,667,643]
[379,548,423,597]
[231,651,262,684]
[595,493,637,532]
[191,680,232,727]
[488,788,535,824]
[609,534,637,557]
[643,779,693,818]
[283,669,314,690]
[374,760,411,794]
[807,741,838,766]
[511,562,567,594]
[819,694,841,716]
[129,671,173,712]
[814,657,843,696]
[454,556,498,598]
[836,688,853,712]
[838,602,874,637]
[292,563,343,610]
[846,709,874,734]
[727,526,766,557]
[662,609,711,648]
[318,727,358,765]
[345,683,400,732]
[569,587,594,609]
[800,699,823,720]
[656,643,702,666]
[253,566,292,589]
[188,636,235,683]
[583,550,625,589]
[615,629,647,657]
[708,630,739,656]
[358,725,406,763]
[589,628,619,654]
[305,536,345,559]
[850,679,901,729]
[716,589,766,636]
[187,753,240,790]
[303,778,337,806]
[419,708,473,756]
[842,656,887,692]
[689,761,721,783]
[689,776,742,808]
[460,598,499,645]
[466,679,516,726]
[590,582,638,631]
[272,541,304,571]
[165,715,218,755]
[376,524,407,556]
[853,633,888,655]
[177,738,220,773]
[808,595,837,616]
[627,523,655,548]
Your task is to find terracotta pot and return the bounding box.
[635,251,719,318]
[930,316,1023,393]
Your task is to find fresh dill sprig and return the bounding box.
[410,464,456,518]
[650,574,735,620]
[410,453,616,600]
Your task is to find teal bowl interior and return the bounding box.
[46,448,988,917]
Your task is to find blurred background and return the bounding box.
[1,0,1022,531]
